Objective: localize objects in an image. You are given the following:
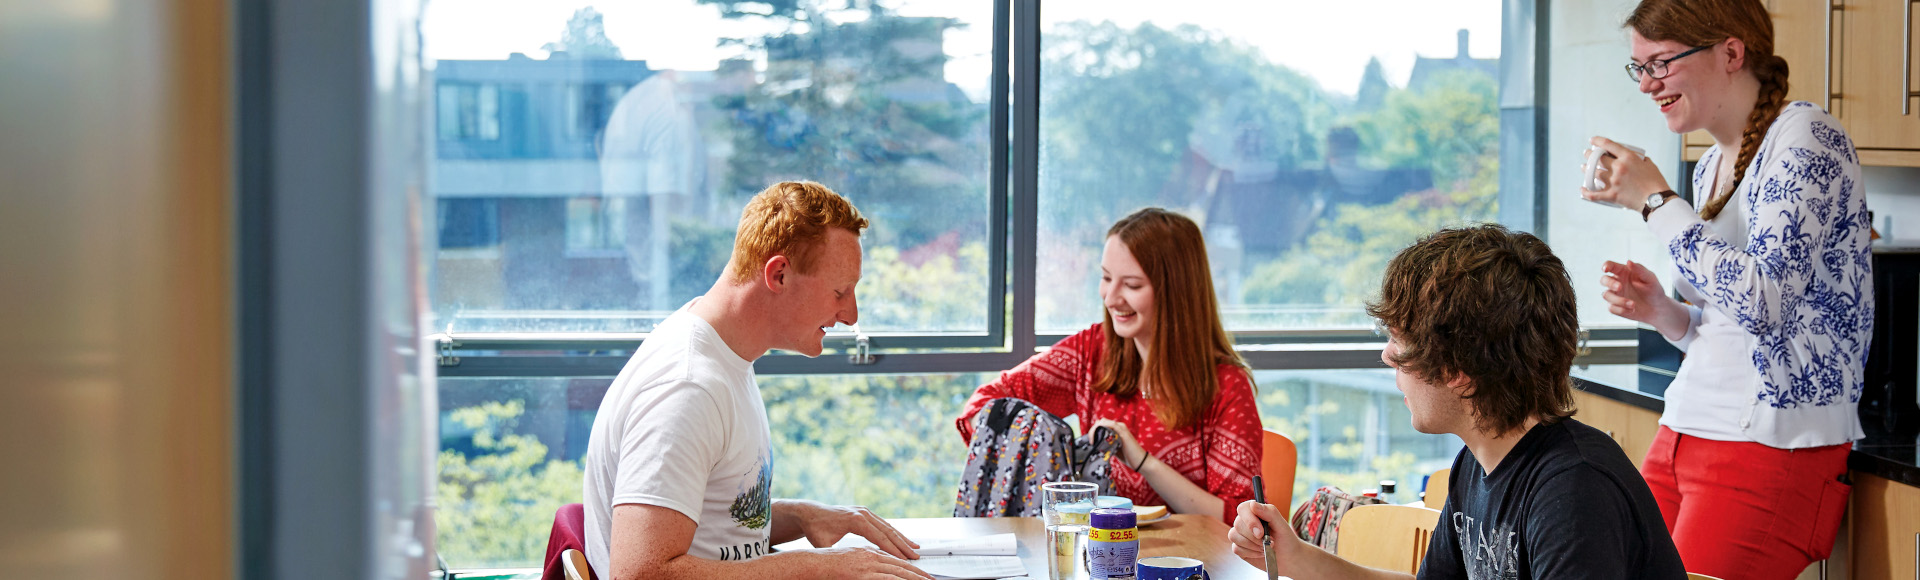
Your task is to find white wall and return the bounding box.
[1547,0,1684,364]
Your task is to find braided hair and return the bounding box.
[1626,0,1788,220]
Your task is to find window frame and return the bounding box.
[427,0,1639,379]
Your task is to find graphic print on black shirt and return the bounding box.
[1450,512,1519,579]
[1416,419,1686,580]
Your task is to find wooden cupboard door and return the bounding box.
[1569,390,1662,469]
[1687,0,1832,161]
[1838,0,1920,149]
[1772,0,1838,108]
[1849,473,1920,579]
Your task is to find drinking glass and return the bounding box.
[1042,481,1098,580]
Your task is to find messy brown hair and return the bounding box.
[1627,0,1786,221]
[1091,208,1248,431]
[727,181,869,284]
[1367,225,1578,435]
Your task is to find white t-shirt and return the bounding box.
[583,305,770,576]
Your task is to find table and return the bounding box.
[779,515,1272,579]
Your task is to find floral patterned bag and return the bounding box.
[1290,485,1387,552]
[953,397,1120,517]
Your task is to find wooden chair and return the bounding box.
[1335,504,1443,574]
[562,548,594,580]
[1423,468,1451,510]
[1261,429,1298,512]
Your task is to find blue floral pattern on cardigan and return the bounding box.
[1670,102,1874,410]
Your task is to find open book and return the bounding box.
[828,533,1026,579]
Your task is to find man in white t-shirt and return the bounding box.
[582,181,931,580]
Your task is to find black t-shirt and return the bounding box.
[1416,418,1686,580]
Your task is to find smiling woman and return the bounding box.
[1577,1,1872,578]
[957,208,1262,525]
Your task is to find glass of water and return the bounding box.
[1042,481,1098,580]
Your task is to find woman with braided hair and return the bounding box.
[1581,1,1871,578]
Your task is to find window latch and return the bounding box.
[436,335,461,367]
[847,333,877,366]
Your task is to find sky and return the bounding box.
[420,0,1502,100]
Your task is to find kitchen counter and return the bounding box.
[1572,377,1920,487]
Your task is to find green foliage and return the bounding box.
[1242,68,1500,322]
[703,3,987,249]
[1253,373,1458,511]
[759,373,978,518]
[669,217,737,303]
[856,242,990,332]
[1040,21,1336,232]
[542,7,624,60]
[436,400,584,568]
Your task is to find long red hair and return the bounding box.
[1090,208,1248,430]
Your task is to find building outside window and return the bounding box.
[416,0,1560,573]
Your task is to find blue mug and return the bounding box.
[1136,556,1209,580]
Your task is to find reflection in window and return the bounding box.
[1037,5,1502,333]
[438,198,500,249]
[567,83,629,140]
[437,83,501,141]
[423,1,995,334]
[565,196,627,253]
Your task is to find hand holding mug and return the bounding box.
[1580,137,1669,212]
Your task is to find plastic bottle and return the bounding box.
[1086,507,1138,580]
[1379,480,1397,504]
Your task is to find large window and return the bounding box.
[420,0,1638,575]
[423,1,998,335]
[434,371,1461,569]
[1037,1,1504,332]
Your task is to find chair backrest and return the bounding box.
[1687,574,1728,580]
[562,548,593,580]
[1261,429,1298,512]
[1423,468,1451,510]
[1334,504,1443,574]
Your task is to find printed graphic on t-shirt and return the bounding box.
[717,457,773,561]
[1452,512,1519,580]
[729,458,773,529]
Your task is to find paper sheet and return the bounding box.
[827,533,1024,579]
[912,554,1028,579]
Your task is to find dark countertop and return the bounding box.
[1572,377,1920,487]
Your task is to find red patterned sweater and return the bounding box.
[955,324,1263,524]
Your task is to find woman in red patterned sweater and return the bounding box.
[955,208,1263,524]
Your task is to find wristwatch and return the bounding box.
[1642,190,1680,221]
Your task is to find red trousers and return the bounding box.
[1641,426,1852,580]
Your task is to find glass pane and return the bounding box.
[1251,369,1463,510]
[1038,2,1503,332]
[1545,0,1681,331]
[434,373,986,569]
[421,1,996,335]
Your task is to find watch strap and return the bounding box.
[1642,190,1679,221]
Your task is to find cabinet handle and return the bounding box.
[1907,0,1916,114]
[1830,0,1841,112]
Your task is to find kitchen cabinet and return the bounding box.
[1570,390,1662,469]
[1852,472,1920,580]
[1684,0,1834,160]
[1684,0,1920,165]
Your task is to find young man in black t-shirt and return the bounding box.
[1228,225,1686,580]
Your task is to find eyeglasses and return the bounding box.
[1624,44,1713,82]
